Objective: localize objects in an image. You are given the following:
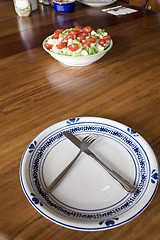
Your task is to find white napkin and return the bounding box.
[102,6,138,15]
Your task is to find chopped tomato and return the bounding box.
[54,29,64,34]
[99,39,106,46]
[82,40,90,50]
[103,35,111,41]
[51,34,59,39]
[61,37,68,43]
[76,33,85,42]
[77,32,88,38]
[82,26,92,33]
[45,27,111,57]
[56,42,67,49]
[66,34,74,39]
[69,30,79,35]
[45,43,53,49]
[75,26,82,31]
[87,37,96,43]
[76,32,88,42]
[76,35,84,42]
[91,36,99,40]
[68,43,79,51]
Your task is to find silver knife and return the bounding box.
[63,131,137,193]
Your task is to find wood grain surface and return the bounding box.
[130,0,160,11]
[0,1,159,240]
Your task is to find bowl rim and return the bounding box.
[53,0,75,4]
[42,38,113,59]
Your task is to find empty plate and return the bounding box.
[20,117,159,231]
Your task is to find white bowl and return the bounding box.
[43,39,113,66]
[78,0,117,7]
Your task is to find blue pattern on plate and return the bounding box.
[31,193,43,206]
[127,128,139,137]
[66,117,80,125]
[29,121,149,220]
[28,141,37,153]
[151,169,159,183]
[99,217,119,226]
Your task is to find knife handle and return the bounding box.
[86,150,137,193]
[44,150,82,194]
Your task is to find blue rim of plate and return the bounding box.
[20,117,159,231]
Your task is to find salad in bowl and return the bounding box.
[43,26,113,66]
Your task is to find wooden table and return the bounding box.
[0,1,160,239]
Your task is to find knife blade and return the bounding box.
[44,133,97,193]
[63,131,137,193]
[63,131,81,149]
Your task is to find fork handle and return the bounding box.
[44,150,82,194]
[85,150,137,193]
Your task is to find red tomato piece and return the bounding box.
[99,39,106,46]
[54,29,64,34]
[51,34,59,39]
[68,43,79,51]
[78,32,88,38]
[45,43,53,49]
[61,37,68,44]
[76,32,88,42]
[103,35,111,41]
[82,26,92,33]
[66,34,74,40]
[76,34,84,42]
[75,26,82,31]
[87,37,96,43]
[69,30,79,35]
[82,41,90,50]
[91,36,99,40]
[56,42,67,49]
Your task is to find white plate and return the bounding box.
[20,117,159,231]
[78,0,117,7]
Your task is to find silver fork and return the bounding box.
[44,134,98,194]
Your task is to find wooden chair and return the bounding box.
[141,0,149,8]
[120,0,129,3]
[120,0,149,8]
